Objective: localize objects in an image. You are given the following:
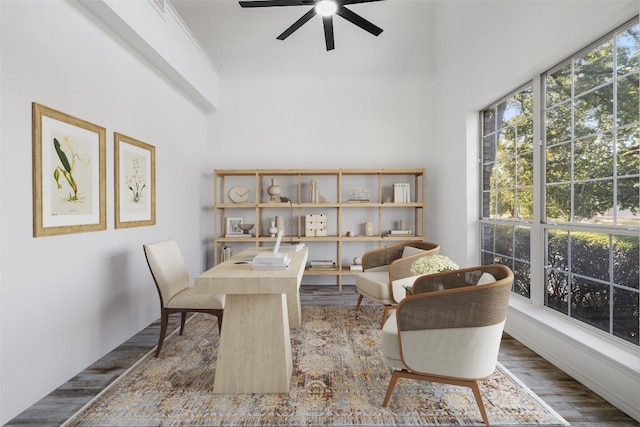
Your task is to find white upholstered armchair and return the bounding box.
[355,241,440,327]
[381,264,513,426]
[144,240,225,357]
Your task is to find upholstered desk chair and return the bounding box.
[144,240,225,357]
[355,241,440,327]
[381,264,513,426]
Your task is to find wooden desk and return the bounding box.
[195,247,308,393]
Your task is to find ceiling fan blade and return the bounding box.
[277,8,316,40]
[239,0,311,7]
[335,5,383,36]
[341,0,386,4]
[322,15,335,51]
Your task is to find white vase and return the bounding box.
[268,220,278,237]
[275,215,285,234]
[267,178,281,202]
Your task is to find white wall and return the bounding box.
[430,0,640,420]
[0,1,211,422]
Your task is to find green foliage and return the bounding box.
[545,230,639,345]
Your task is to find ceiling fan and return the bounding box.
[238,0,384,51]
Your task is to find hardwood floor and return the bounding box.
[7,285,638,426]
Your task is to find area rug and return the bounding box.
[64,306,568,426]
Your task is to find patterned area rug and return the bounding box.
[64,306,568,426]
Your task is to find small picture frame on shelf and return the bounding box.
[225,217,244,236]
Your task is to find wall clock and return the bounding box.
[229,185,250,203]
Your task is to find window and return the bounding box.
[480,19,639,346]
[481,86,534,298]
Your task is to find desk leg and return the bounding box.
[213,293,292,393]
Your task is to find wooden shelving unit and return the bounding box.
[213,168,426,289]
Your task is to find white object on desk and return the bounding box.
[253,230,291,269]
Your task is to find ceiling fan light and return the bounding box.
[315,0,337,17]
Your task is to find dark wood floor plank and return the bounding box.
[6,285,637,426]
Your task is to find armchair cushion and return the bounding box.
[356,272,421,304]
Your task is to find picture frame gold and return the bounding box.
[32,103,106,237]
[114,133,156,229]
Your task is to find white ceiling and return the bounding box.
[170,0,434,77]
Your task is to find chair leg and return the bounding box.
[470,380,491,426]
[155,310,169,358]
[179,311,187,335]
[380,305,395,328]
[382,370,401,406]
[355,294,363,312]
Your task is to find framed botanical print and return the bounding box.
[114,133,156,228]
[32,103,106,237]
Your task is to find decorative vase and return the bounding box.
[267,178,281,202]
[268,220,278,237]
[275,215,285,234]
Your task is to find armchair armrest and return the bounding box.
[412,265,511,294]
[362,241,440,271]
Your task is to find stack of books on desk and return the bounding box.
[309,260,337,270]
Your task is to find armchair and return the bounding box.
[381,264,513,426]
[354,241,440,327]
[144,240,225,357]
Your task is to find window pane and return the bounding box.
[571,232,610,282]
[617,126,640,177]
[574,133,614,180]
[571,277,610,333]
[574,84,614,138]
[514,260,531,298]
[617,72,639,127]
[547,229,569,270]
[497,189,515,218]
[546,269,569,314]
[514,226,531,261]
[546,142,571,183]
[546,102,572,144]
[494,224,513,257]
[517,152,533,186]
[616,177,639,226]
[498,128,516,158]
[613,234,639,289]
[574,179,613,222]
[613,287,639,345]
[517,187,533,220]
[546,63,572,107]
[575,40,614,95]
[546,183,571,222]
[483,107,497,136]
[482,134,497,163]
[617,23,640,76]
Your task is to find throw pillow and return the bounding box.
[477,272,496,285]
[402,246,425,258]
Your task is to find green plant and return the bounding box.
[126,157,145,203]
[53,137,80,201]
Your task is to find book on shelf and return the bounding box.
[393,183,411,203]
[310,259,335,266]
[388,229,413,235]
[225,233,252,238]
